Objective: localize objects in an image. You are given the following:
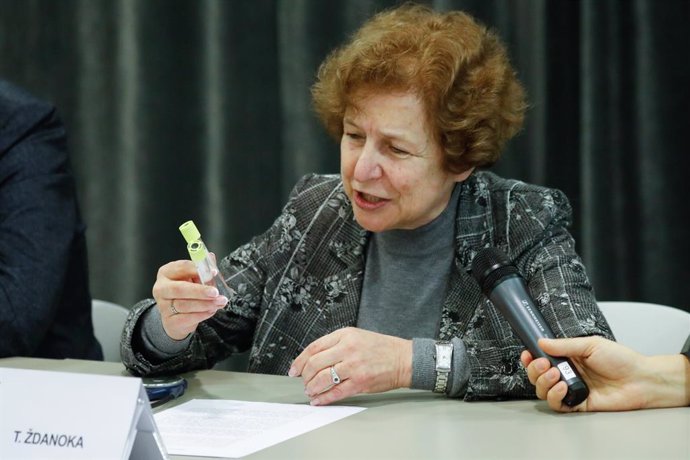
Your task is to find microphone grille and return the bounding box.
[471,247,518,293]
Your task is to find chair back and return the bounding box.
[92,299,130,362]
[598,301,690,356]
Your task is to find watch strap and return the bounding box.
[434,371,449,393]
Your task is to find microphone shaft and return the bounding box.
[488,277,555,357]
[487,276,588,405]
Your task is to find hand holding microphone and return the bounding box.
[471,247,589,407]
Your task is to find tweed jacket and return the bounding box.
[122,172,612,400]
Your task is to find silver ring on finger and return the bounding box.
[330,365,341,385]
[170,299,179,316]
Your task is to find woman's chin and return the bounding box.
[353,213,391,233]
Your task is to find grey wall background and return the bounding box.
[1,0,688,312]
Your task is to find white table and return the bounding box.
[1,357,688,460]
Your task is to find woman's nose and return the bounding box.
[353,142,383,181]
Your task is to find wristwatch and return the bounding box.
[434,341,453,393]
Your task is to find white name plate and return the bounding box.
[0,367,167,459]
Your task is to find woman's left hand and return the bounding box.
[288,327,412,406]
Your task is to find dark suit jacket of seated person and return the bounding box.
[120,5,612,402]
[0,79,102,360]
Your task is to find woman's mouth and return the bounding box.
[354,190,389,210]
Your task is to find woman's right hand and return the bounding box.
[152,260,228,340]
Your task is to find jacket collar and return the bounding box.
[440,172,495,338]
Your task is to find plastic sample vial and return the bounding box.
[179,220,234,298]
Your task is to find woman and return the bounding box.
[121,4,612,405]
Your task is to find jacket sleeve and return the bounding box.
[0,101,81,357]
[121,174,318,376]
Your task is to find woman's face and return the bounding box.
[341,91,471,232]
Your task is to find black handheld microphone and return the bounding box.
[471,247,589,407]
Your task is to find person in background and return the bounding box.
[521,336,690,411]
[121,4,612,405]
[0,79,102,360]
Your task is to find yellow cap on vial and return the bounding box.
[179,220,201,243]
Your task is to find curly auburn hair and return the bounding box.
[311,3,527,172]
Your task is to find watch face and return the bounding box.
[439,348,452,361]
[436,343,453,371]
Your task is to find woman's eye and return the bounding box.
[390,146,410,156]
[346,132,364,141]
